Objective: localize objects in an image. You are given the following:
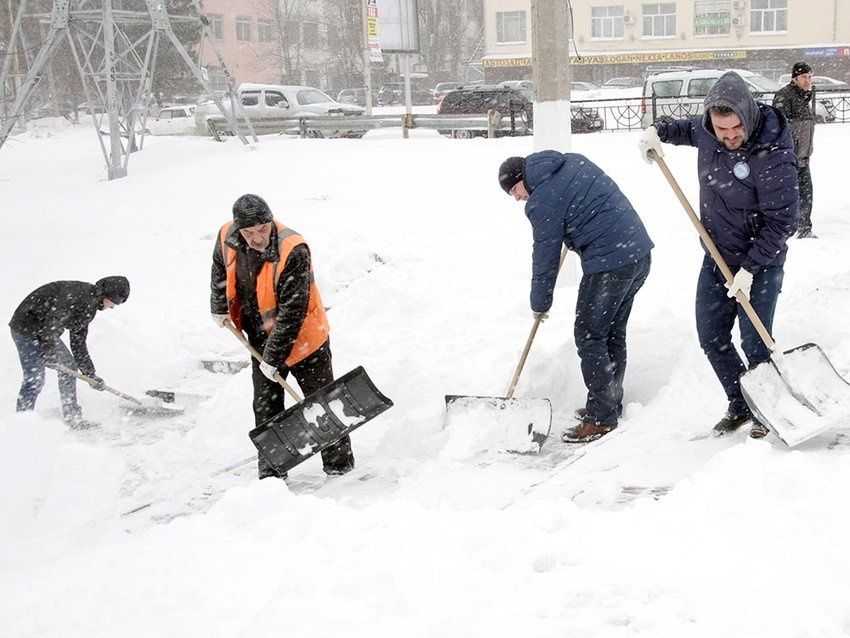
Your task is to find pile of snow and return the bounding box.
[1,120,849,636]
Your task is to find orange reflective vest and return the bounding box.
[219,221,329,366]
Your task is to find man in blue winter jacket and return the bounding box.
[498,151,653,443]
[639,71,799,439]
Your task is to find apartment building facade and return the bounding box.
[482,0,850,85]
[198,0,335,90]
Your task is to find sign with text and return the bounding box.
[367,0,383,62]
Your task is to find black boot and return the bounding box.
[711,411,750,437]
[258,455,287,481]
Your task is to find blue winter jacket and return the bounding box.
[654,71,799,273]
[523,151,654,312]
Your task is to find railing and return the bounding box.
[642,89,850,127]
[204,110,531,140]
[202,91,850,140]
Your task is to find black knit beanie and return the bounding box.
[499,156,526,194]
[232,193,273,229]
[792,62,812,78]
[95,276,130,304]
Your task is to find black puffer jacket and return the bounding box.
[9,280,108,375]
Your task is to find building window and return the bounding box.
[590,6,624,40]
[235,16,252,42]
[303,22,320,48]
[694,0,731,35]
[257,19,274,43]
[208,14,224,40]
[643,3,677,37]
[750,0,787,32]
[496,11,527,44]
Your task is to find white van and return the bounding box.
[640,68,831,128]
[195,84,365,136]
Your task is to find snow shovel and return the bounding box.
[651,149,850,446]
[46,363,184,417]
[222,320,393,476]
[443,249,570,454]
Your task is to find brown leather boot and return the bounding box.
[562,418,617,443]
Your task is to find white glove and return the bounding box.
[533,311,549,322]
[726,268,754,300]
[259,360,278,381]
[211,313,230,328]
[639,126,664,164]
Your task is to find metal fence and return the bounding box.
[203,90,850,140]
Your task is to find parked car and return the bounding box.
[145,104,195,135]
[778,73,849,91]
[498,80,535,92]
[775,73,849,120]
[603,76,644,89]
[77,100,106,115]
[436,85,603,138]
[432,82,464,104]
[571,81,601,93]
[376,82,433,106]
[28,100,76,119]
[337,87,379,107]
[195,84,365,137]
[640,68,833,128]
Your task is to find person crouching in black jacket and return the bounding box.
[9,276,130,428]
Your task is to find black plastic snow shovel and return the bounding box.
[223,321,393,475]
[651,150,850,446]
[47,363,185,417]
[443,249,570,454]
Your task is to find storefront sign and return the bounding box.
[570,49,746,65]
[484,48,748,69]
[483,57,532,68]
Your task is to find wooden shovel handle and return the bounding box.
[506,247,571,398]
[47,362,143,405]
[649,150,776,351]
[223,320,304,402]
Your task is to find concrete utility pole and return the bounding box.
[530,0,572,152]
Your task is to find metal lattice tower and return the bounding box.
[0,0,255,180]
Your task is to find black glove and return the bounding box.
[88,374,106,391]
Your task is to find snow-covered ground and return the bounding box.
[1,119,850,637]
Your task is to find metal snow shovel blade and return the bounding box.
[443,249,568,454]
[651,150,850,446]
[223,321,393,475]
[47,363,185,417]
[249,366,393,476]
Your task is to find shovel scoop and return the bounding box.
[741,343,850,447]
[443,304,558,454]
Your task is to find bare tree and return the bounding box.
[418,0,482,84]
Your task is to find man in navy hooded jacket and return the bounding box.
[639,71,799,439]
[498,152,653,443]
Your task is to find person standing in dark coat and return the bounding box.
[9,276,131,428]
[773,61,817,238]
[210,193,354,479]
[639,71,799,439]
[498,152,653,443]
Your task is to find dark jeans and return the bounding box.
[11,329,81,421]
[249,338,354,478]
[574,254,651,423]
[798,164,813,234]
[695,257,784,417]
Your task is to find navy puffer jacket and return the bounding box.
[523,151,654,312]
[654,71,798,273]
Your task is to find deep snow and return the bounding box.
[1,116,850,637]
